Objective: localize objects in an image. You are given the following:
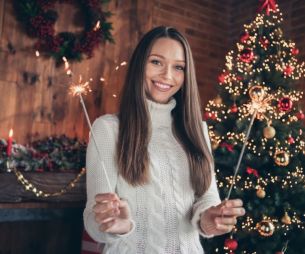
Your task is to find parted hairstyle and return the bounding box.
[117,26,213,196]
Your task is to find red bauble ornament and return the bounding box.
[204,112,216,120]
[224,238,238,251]
[291,47,299,55]
[287,136,295,144]
[278,97,293,111]
[296,111,305,120]
[240,32,250,43]
[283,65,294,76]
[240,48,254,63]
[275,252,284,254]
[230,104,238,113]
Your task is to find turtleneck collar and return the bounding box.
[146,97,176,127]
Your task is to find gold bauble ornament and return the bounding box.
[256,188,266,198]
[281,212,292,225]
[274,151,290,166]
[214,95,222,105]
[256,219,275,237]
[263,125,276,139]
[249,85,265,102]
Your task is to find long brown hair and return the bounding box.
[117,26,213,196]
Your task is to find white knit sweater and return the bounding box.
[83,98,221,254]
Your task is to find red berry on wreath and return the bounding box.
[240,48,254,63]
[224,238,238,251]
[278,97,293,111]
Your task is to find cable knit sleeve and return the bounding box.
[191,121,221,238]
[83,115,135,243]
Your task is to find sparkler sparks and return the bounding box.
[69,75,92,97]
[93,20,101,31]
[243,93,274,120]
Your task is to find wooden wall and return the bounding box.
[0,0,153,144]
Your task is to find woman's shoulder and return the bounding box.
[92,113,119,130]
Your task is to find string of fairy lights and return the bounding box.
[7,162,86,198]
[216,166,305,193]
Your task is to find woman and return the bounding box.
[83,26,245,254]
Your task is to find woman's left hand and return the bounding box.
[199,199,245,236]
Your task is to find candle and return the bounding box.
[7,129,13,157]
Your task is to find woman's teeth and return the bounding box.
[154,81,171,89]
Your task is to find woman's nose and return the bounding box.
[161,65,173,80]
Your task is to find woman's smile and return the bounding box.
[152,80,172,91]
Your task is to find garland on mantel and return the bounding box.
[1,135,86,197]
[13,0,114,63]
[8,164,86,197]
[0,135,86,172]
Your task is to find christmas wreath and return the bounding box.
[13,0,114,63]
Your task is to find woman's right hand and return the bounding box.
[93,193,133,235]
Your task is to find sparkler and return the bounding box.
[226,85,272,200]
[63,57,113,192]
[226,111,257,200]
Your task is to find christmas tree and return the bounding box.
[202,1,305,254]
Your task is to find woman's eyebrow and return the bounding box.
[149,54,164,58]
[149,54,185,62]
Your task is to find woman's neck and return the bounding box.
[146,97,176,127]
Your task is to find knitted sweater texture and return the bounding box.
[83,98,221,254]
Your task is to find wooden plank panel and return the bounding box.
[0,80,17,136]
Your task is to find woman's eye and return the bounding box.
[175,65,185,71]
[151,59,161,65]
